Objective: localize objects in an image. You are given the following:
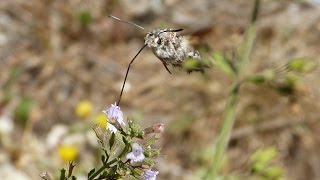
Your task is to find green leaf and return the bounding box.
[212,52,236,76]
[122,136,130,146]
[103,149,109,162]
[101,155,106,163]
[109,132,115,150]
[87,168,95,179]
[60,168,66,180]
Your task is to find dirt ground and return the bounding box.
[0,0,320,179]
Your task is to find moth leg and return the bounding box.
[161,62,172,74]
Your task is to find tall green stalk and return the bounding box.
[206,0,260,179]
[206,83,239,179]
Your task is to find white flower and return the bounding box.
[107,123,118,133]
[102,102,125,125]
[126,143,145,164]
[142,170,159,180]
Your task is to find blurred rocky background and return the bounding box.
[0,0,320,179]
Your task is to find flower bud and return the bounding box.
[287,58,317,73]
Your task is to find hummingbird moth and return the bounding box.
[108,15,207,105]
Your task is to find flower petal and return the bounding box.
[142,170,159,180]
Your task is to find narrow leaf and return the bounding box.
[109,132,115,150]
[87,168,95,179]
[212,52,235,76]
[101,155,106,164]
[67,161,76,178]
[103,149,109,162]
[60,169,66,180]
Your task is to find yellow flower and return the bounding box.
[75,100,93,118]
[94,113,107,128]
[58,145,79,161]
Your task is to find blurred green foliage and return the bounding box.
[212,52,236,76]
[248,69,275,85]
[250,147,284,180]
[276,74,300,95]
[78,11,93,27]
[14,97,33,128]
[287,58,317,73]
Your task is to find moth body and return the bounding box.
[144,29,203,71]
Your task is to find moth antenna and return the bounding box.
[159,29,183,35]
[117,44,148,106]
[164,28,184,33]
[108,15,146,31]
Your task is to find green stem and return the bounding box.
[206,1,259,179]
[88,144,130,180]
[88,159,117,180]
[206,83,240,179]
[237,0,259,75]
[237,24,256,75]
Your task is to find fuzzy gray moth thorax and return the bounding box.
[144,29,201,67]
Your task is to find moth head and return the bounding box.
[144,30,164,48]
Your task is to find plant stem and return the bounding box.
[206,1,259,179]
[88,143,129,180]
[238,0,259,75]
[237,24,256,75]
[88,159,117,180]
[206,83,239,179]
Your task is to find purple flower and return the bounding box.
[126,143,145,164]
[142,170,159,180]
[102,102,125,125]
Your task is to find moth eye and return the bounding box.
[157,38,162,45]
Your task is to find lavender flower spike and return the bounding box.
[142,170,159,180]
[126,143,145,164]
[102,102,125,125]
